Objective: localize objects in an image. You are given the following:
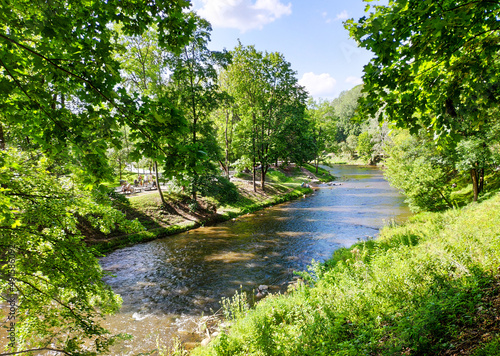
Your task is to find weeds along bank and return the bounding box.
[192,194,500,356]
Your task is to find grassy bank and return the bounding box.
[192,194,500,356]
[88,167,316,254]
[302,163,336,182]
[323,155,369,166]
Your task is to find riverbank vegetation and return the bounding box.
[2,0,500,354]
[195,0,500,355]
[192,192,500,356]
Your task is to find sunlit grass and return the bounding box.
[192,193,500,355]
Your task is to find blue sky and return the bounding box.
[190,0,384,100]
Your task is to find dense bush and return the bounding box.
[384,130,455,212]
[197,175,240,205]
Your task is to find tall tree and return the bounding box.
[117,27,189,205]
[168,14,231,201]
[346,0,500,201]
[330,85,364,143]
[1,0,195,180]
[212,91,238,179]
[223,44,308,190]
[220,44,264,192]
[306,98,337,173]
[0,149,144,354]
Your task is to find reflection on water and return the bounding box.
[100,165,410,354]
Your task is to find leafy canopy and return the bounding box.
[346,0,500,141]
[0,149,143,354]
[0,0,196,181]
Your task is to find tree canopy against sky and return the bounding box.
[223,43,309,191]
[346,0,500,201]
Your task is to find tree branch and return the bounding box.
[0,33,170,158]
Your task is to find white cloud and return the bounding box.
[345,76,363,86]
[335,10,348,21]
[197,0,292,32]
[321,11,331,24]
[299,72,337,97]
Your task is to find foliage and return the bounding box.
[0,0,195,182]
[384,130,454,212]
[167,14,231,200]
[366,116,391,163]
[157,336,188,356]
[346,0,500,199]
[0,149,143,354]
[221,288,250,321]
[192,193,500,356]
[306,98,337,171]
[266,169,293,183]
[330,85,364,142]
[232,157,253,174]
[356,131,374,162]
[339,134,358,160]
[473,336,500,356]
[0,3,196,352]
[456,138,494,174]
[302,163,335,182]
[197,175,240,205]
[221,43,309,190]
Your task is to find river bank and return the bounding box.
[85,166,333,254]
[98,164,410,355]
[191,193,500,356]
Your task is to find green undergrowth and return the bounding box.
[323,156,367,166]
[220,187,311,216]
[450,171,500,208]
[192,193,500,356]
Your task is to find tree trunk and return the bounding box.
[252,157,256,192]
[252,113,257,193]
[225,109,230,179]
[192,176,197,202]
[471,168,479,202]
[479,168,485,194]
[315,157,319,174]
[219,160,229,177]
[0,122,5,150]
[260,165,267,191]
[155,161,167,206]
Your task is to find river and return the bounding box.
[100,165,410,354]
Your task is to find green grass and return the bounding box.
[192,193,500,356]
[302,163,336,182]
[323,155,368,166]
[267,169,294,183]
[449,171,500,208]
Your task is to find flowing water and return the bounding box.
[100,165,410,354]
